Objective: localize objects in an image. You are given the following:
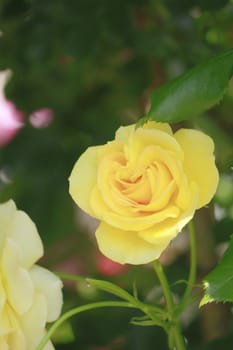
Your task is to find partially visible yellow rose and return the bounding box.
[0,200,63,350]
[69,121,219,265]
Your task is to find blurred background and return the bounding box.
[0,0,233,349]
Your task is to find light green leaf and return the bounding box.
[58,274,136,304]
[137,49,233,125]
[130,315,166,327]
[200,235,233,306]
[130,319,160,326]
[87,278,136,303]
[58,274,137,304]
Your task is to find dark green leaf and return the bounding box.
[137,50,233,125]
[200,235,233,306]
[197,0,229,11]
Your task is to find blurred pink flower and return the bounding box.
[96,253,128,276]
[29,107,53,128]
[0,70,24,147]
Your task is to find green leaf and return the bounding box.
[58,274,138,304]
[200,235,233,306]
[137,49,233,125]
[130,315,167,327]
[87,278,136,304]
[130,319,160,327]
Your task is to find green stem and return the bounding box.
[56,272,85,283]
[178,220,197,314]
[153,260,186,350]
[153,260,174,313]
[34,301,136,350]
[57,272,167,326]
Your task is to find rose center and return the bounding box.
[115,160,174,208]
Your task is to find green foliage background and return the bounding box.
[0,0,233,349]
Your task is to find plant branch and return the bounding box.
[153,260,186,350]
[34,301,136,350]
[177,220,197,314]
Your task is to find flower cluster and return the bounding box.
[0,200,63,349]
[69,121,219,265]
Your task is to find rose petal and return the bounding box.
[69,146,99,216]
[117,127,182,165]
[4,308,26,350]
[20,292,47,349]
[0,200,16,257]
[142,121,173,135]
[30,265,63,322]
[138,186,198,244]
[115,122,173,144]
[0,281,6,314]
[8,210,43,268]
[175,129,219,208]
[134,128,182,156]
[115,124,135,142]
[95,222,168,264]
[2,238,34,315]
[0,304,12,336]
[91,185,180,231]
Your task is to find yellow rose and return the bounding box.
[69,122,219,265]
[0,200,63,350]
